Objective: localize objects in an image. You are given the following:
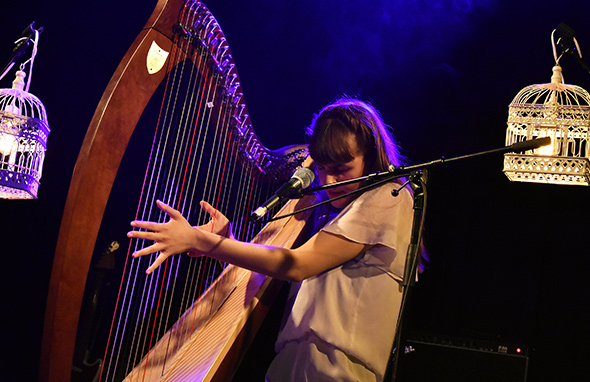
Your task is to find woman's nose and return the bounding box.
[325,174,337,184]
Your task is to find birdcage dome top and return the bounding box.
[0,70,48,123]
[510,65,590,108]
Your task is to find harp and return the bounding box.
[40,1,310,381]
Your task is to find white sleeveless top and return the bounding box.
[271,183,414,381]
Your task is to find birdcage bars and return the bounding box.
[503,65,590,185]
[0,72,50,199]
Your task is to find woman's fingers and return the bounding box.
[200,200,219,219]
[127,228,160,241]
[145,253,168,275]
[130,220,160,231]
[157,199,183,219]
[199,200,232,237]
[129,242,170,274]
[130,236,165,256]
[127,200,206,274]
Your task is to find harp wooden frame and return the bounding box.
[40,1,309,380]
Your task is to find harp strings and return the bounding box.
[99,30,188,380]
[97,29,208,382]
[133,38,226,377]
[100,3,280,380]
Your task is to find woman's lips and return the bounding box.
[326,190,343,199]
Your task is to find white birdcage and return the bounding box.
[503,29,590,186]
[0,69,50,199]
[0,25,50,199]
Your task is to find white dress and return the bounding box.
[265,183,414,382]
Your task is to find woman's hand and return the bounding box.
[128,200,199,274]
[197,201,234,239]
[127,200,234,275]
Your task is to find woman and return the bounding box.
[128,97,418,381]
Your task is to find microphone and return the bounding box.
[509,136,551,152]
[249,167,315,222]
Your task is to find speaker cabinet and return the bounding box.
[396,334,529,382]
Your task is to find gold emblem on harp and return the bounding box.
[146,41,169,74]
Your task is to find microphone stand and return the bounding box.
[264,137,550,380]
[554,23,590,76]
[268,137,550,222]
[388,170,426,382]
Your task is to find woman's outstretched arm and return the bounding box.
[128,200,368,281]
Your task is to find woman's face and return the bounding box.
[315,135,365,209]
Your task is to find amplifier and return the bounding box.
[396,333,529,382]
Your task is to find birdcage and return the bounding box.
[0,70,50,198]
[503,62,590,185]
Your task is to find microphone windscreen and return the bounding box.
[509,137,551,152]
[293,167,315,188]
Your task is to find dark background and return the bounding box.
[1,0,589,381]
